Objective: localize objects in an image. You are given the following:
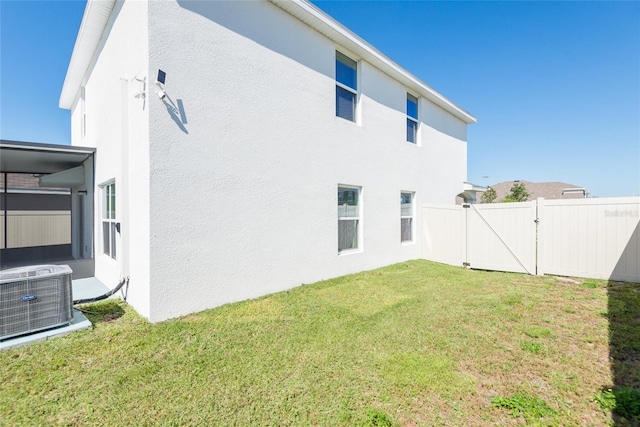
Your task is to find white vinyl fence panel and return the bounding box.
[467,202,537,274]
[541,197,639,281]
[421,204,464,266]
[5,211,71,248]
[422,197,640,283]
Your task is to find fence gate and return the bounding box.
[465,201,537,274]
[422,197,640,282]
[422,201,538,275]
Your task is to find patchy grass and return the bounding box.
[582,281,600,289]
[0,260,633,426]
[520,341,544,354]
[492,392,556,420]
[522,326,554,339]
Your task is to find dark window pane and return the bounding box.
[336,86,355,121]
[336,51,357,90]
[111,222,117,259]
[401,218,412,242]
[338,219,358,251]
[407,119,417,143]
[110,183,116,219]
[407,94,418,119]
[401,193,413,216]
[103,221,110,255]
[338,187,359,207]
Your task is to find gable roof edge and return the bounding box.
[270,0,477,124]
[59,0,117,110]
[59,0,477,124]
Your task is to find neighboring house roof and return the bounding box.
[59,0,477,125]
[456,182,487,204]
[487,180,588,202]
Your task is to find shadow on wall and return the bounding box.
[607,220,640,426]
[161,93,188,134]
[176,0,466,140]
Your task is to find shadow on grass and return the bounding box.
[607,220,640,426]
[77,300,125,325]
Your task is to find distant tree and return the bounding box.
[480,186,497,204]
[503,182,530,203]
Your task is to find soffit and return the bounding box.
[0,141,95,174]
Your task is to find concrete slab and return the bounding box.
[1,309,92,351]
[72,276,110,301]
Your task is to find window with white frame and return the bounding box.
[401,192,414,242]
[102,181,117,259]
[336,51,358,122]
[406,93,418,143]
[338,186,361,252]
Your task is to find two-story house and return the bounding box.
[59,0,476,322]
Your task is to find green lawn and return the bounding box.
[1,260,638,426]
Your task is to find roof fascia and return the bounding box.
[269,0,476,124]
[59,0,476,124]
[0,139,96,155]
[59,0,117,110]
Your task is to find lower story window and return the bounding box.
[102,181,117,259]
[338,186,360,252]
[401,192,414,242]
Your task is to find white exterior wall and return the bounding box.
[144,0,468,321]
[69,1,152,317]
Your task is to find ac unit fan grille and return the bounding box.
[0,266,73,340]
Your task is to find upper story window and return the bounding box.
[336,51,358,122]
[406,93,418,143]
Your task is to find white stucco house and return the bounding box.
[58,0,476,322]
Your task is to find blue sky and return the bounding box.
[1,1,639,197]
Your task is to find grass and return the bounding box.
[492,393,556,420]
[0,260,635,426]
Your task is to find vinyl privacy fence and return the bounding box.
[421,197,640,282]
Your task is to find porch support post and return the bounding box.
[3,172,7,250]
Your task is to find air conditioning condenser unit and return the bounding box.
[0,265,73,340]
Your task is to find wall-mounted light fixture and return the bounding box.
[155,69,167,100]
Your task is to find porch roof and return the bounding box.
[0,140,95,174]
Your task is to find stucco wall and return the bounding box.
[143,0,469,321]
[69,0,151,317]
